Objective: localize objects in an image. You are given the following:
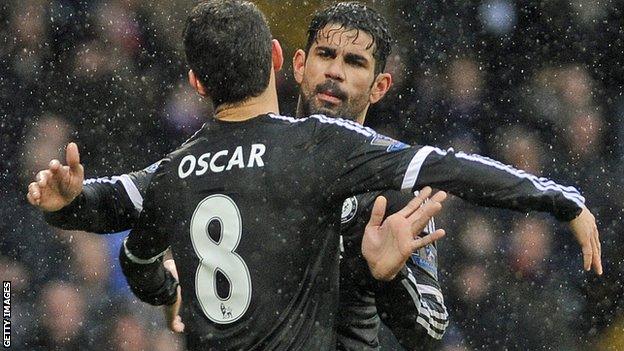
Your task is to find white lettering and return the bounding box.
[177,144,266,179]
[178,155,197,179]
[210,150,228,173]
[226,146,245,171]
[248,144,266,168]
[196,153,211,176]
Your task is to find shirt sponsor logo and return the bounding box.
[370,134,409,152]
[144,160,162,173]
[178,144,266,179]
[387,141,409,152]
[412,244,438,280]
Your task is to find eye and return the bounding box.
[349,60,365,67]
[317,49,332,58]
[346,58,366,68]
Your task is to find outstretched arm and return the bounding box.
[316,121,601,274]
[27,142,157,234]
[410,148,601,274]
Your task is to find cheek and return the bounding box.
[304,61,325,81]
[347,79,374,102]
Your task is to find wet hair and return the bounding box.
[304,2,393,75]
[183,0,273,107]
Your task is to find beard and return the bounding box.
[298,80,369,121]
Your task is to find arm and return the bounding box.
[409,148,601,274]
[119,164,179,309]
[315,117,600,274]
[409,147,584,221]
[44,170,154,233]
[27,142,160,234]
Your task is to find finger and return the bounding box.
[581,239,592,272]
[367,196,387,228]
[49,159,62,173]
[27,184,41,206]
[171,315,185,333]
[28,182,41,200]
[408,199,443,225]
[66,142,81,170]
[396,187,432,217]
[164,259,179,280]
[591,226,602,275]
[26,191,37,206]
[430,190,447,203]
[37,170,51,188]
[412,229,445,251]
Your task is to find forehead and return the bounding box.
[313,23,375,56]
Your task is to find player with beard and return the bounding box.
[28,1,601,350]
[292,5,603,348]
[292,3,448,350]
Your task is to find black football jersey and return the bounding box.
[49,113,584,350]
[123,113,584,350]
[125,114,431,350]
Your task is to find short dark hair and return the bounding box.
[305,2,393,75]
[183,0,273,107]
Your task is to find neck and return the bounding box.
[295,96,369,126]
[354,107,368,125]
[215,70,280,122]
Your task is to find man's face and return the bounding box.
[295,24,379,121]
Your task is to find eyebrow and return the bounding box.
[315,46,336,55]
[315,46,371,66]
[344,52,369,66]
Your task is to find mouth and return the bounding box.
[316,91,343,105]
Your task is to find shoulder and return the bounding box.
[309,114,378,138]
[268,113,377,137]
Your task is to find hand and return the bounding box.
[163,259,185,333]
[362,187,447,281]
[26,142,84,212]
[569,207,602,275]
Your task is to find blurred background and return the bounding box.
[1,0,623,350]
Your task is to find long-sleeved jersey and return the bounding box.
[338,190,447,351]
[46,159,444,351]
[46,113,584,350]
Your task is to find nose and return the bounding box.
[325,59,345,82]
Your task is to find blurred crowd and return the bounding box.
[1,0,623,350]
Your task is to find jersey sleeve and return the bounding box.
[119,159,178,306]
[314,115,584,221]
[43,160,162,233]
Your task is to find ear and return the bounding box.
[292,49,307,85]
[188,70,208,97]
[271,39,284,73]
[369,73,392,105]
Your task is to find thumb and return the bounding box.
[66,142,81,172]
[366,196,387,229]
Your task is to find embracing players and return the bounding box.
[28,1,601,350]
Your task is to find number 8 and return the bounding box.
[190,194,252,324]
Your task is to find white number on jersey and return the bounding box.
[190,194,252,324]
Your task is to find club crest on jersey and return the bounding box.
[341,197,358,224]
[370,134,409,152]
